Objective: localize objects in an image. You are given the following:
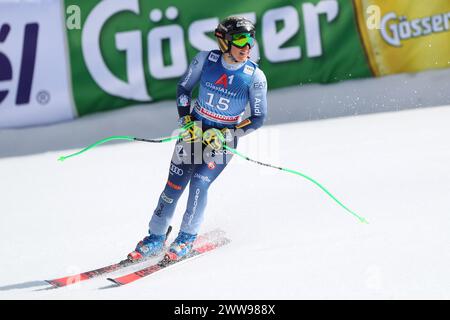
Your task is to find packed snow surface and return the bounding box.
[1,103,449,299]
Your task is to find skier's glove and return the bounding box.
[202,128,233,151]
[178,115,202,143]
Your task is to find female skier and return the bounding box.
[129,16,268,261]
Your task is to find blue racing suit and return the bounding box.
[149,50,268,236]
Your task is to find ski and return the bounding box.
[45,258,138,288]
[44,227,225,288]
[107,236,230,286]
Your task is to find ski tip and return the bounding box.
[45,280,60,288]
[107,278,123,286]
[45,279,71,288]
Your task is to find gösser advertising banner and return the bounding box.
[354,0,450,76]
[0,0,449,128]
[65,0,372,116]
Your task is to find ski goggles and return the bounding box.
[230,33,255,48]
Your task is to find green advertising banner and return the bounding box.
[64,0,373,116]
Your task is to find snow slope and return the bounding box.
[0,104,449,299]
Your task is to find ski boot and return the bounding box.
[127,226,173,262]
[165,231,197,261]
